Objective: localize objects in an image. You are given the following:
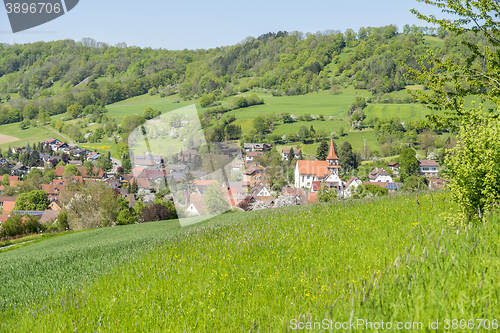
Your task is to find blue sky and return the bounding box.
[0,0,444,49]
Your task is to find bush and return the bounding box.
[57,211,69,230]
[0,215,45,237]
[138,202,177,223]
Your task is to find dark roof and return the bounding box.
[418,160,439,167]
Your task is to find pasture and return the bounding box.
[0,192,478,332]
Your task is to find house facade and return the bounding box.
[418,160,439,177]
[368,168,393,183]
[295,139,340,190]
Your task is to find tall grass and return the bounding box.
[0,192,461,331]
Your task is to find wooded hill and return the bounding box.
[0,25,486,127]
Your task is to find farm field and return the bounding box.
[0,122,67,152]
[277,130,379,157]
[0,219,183,309]
[0,84,458,157]
[3,192,491,332]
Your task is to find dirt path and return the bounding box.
[43,126,74,145]
[0,240,35,250]
[0,134,19,145]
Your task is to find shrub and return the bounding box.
[138,202,177,223]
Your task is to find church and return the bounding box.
[294,139,344,191]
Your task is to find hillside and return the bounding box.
[1,26,484,161]
[3,192,498,331]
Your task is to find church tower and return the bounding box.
[326,139,339,175]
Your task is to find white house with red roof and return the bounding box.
[294,140,342,190]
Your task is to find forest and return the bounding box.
[0,24,487,130]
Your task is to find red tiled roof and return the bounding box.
[308,192,318,204]
[296,160,330,178]
[1,200,16,215]
[188,194,206,214]
[135,178,151,189]
[193,180,219,186]
[327,139,338,160]
[282,187,305,196]
[55,166,105,178]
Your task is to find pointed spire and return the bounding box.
[327,139,338,160]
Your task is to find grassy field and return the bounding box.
[1,192,485,332]
[0,122,67,153]
[277,130,379,157]
[0,219,183,309]
[0,84,461,157]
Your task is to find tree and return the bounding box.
[399,148,419,179]
[67,104,83,119]
[408,0,500,129]
[14,190,50,211]
[316,140,329,161]
[317,185,336,203]
[199,94,214,108]
[2,174,10,187]
[96,155,112,172]
[445,107,500,219]
[298,126,309,141]
[180,171,196,205]
[203,183,230,215]
[63,164,81,177]
[339,141,358,172]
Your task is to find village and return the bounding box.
[0,135,446,225]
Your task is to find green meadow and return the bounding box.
[3,192,495,332]
[0,122,67,152]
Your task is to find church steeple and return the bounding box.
[326,139,338,163]
[326,139,339,174]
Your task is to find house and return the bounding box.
[135,178,151,194]
[243,143,271,152]
[0,197,17,215]
[186,193,206,216]
[39,210,61,224]
[87,152,102,161]
[343,177,363,198]
[245,151,264,163]
[68,160,83,166]
[308,192,318,204]
[166,164,190,173]
[418,160,439,177]
[42,184,66,201]
[48,202,61,211]
[44,138,61,147]
[0,158,8,167]
[53,142,69,151]
[193,180,219,194]
[281,148,301,161]
[429,178,447,190]
[71,148,91,157]
[244,164,270,187]
[363,181,403,192]
[134,155,161,168]
[232,160,245,171]
[54,166,106,179]
[368,168,393,183]
[249,183,271,198]
[388,162,400,174]
[295,139,340,189]
[281,187,306,205]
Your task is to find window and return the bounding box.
[307,175,310,179]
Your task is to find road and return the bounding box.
[43,126,74,145]
[111,157,122,174]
